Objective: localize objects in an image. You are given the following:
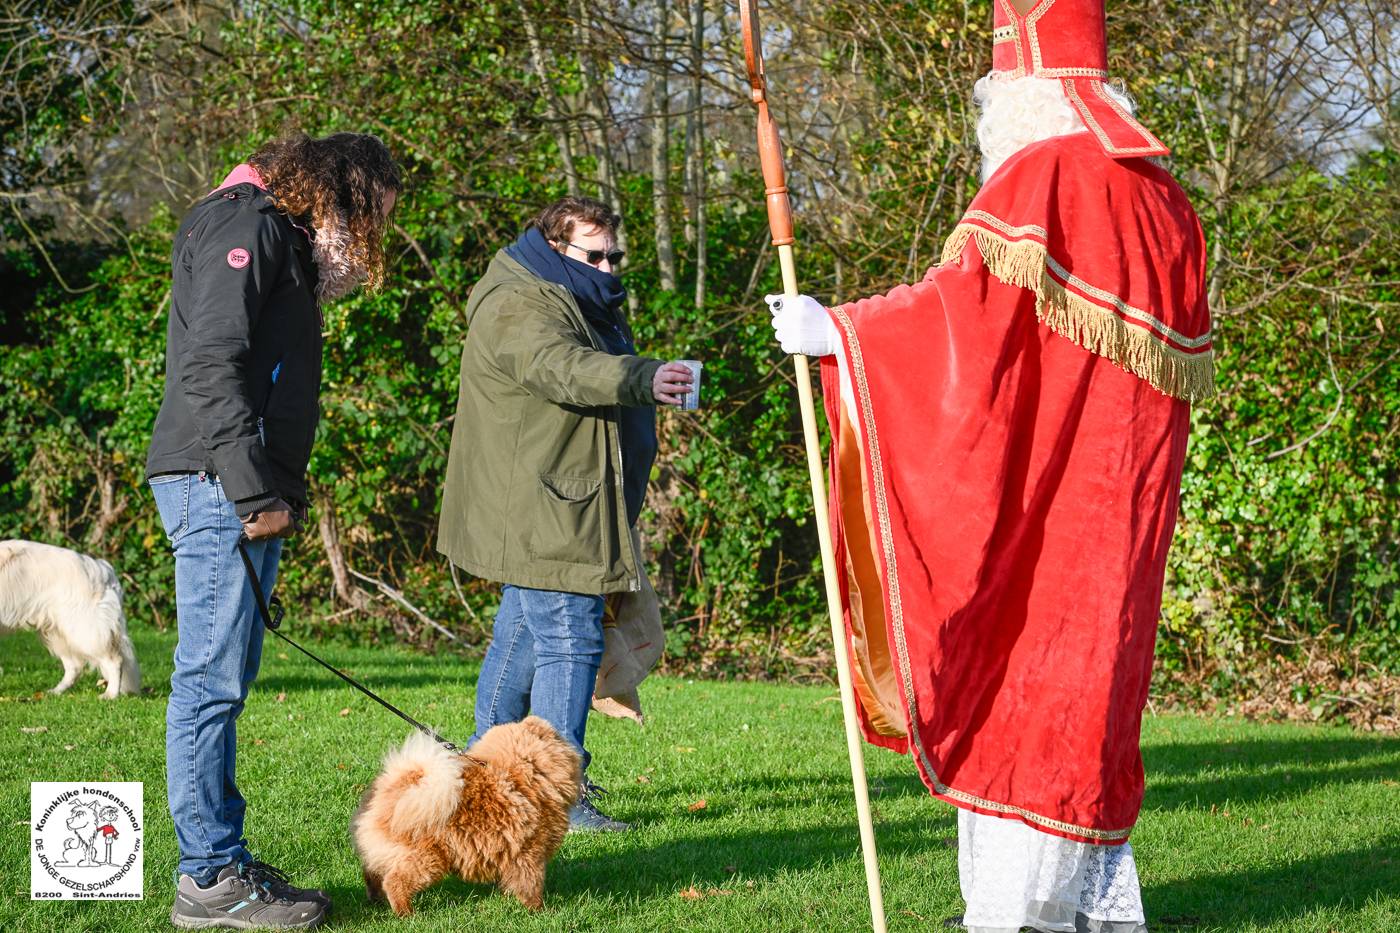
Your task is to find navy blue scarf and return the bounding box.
[506,227,629,344]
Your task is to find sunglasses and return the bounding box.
[561,241,625,267]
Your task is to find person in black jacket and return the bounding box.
[146,132,399,929]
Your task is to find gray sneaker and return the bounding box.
[243,860,330,909]
[171,863,326,929]
[568,779,631,833]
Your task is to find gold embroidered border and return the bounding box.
[962,210,1048,242]
[1062,81,1166,156]
[831,304,1137,843]
[1037,66,1110,79]
[996,0,1027,76]
[941,221,1216,401]
[992,25,1016,42]
[1025,0,1057,74]
[1091,81,1168,151]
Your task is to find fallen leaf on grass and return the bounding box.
[339,708,351,717]
[635,774,651,784]
[63,744,75,751]
[679,886,702,900]
[31,692,44,701]
[724,864,737,874]
[276,692,287,703]
[678,886,732,901]
[253,739,265,746]
[20,726,47,734]
[278,652,289,660]
[687,799,707,812]
[673,746,696,754]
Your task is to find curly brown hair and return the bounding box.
[248,132,402,291]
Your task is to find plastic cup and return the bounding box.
[677,360,703,411]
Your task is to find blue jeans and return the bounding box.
[471,585,605,772]
[150,473,281,885]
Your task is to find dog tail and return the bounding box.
[115,629,141,695]
[373,732,465,838]
[97,580,141,695]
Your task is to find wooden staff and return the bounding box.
[739,3,886,930]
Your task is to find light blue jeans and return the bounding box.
[150,473,281,885]
[471,585,606,771]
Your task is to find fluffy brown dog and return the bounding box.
[352,716,581,915]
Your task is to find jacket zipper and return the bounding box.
[256,360,283,446]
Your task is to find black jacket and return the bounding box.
[145,183,323,513]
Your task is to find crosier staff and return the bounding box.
[739,2,886,930]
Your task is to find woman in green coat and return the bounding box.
[438,196,692,831]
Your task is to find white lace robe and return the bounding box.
[959,810,1147,933]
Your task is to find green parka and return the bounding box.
[436,251,664,594]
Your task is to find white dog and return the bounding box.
[0,540,141,698]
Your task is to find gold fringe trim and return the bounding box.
[941,225,1216,402]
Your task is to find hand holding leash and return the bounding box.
[240,498,302,540]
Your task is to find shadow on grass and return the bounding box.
[1144,736,1400,810]
[1146,835,1400,929]
[708,737,1400,818]
[1145,734,1400,776]
[319,824,1400,930]
[320,815,946,925]
[641,773,936,816]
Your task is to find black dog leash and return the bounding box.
[236,536,464,753]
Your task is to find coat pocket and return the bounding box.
[528,473,603,566]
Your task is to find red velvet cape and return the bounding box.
[822,132,1212,843]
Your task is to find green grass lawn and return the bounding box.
[2,624,1397,932]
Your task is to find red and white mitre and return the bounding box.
[992,0,1169,158]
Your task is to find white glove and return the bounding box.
[766,293,840,357]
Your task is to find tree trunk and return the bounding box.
[85,456,128,551]
[1206,3,1254,316]
[689,0,707,309]
[520,1,580,196]
[650,0,677,291]
[574,0,636,310]
[317,496,373,613]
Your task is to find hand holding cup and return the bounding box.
[653,362,696,407]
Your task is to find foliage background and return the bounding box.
[1,1,1395,726]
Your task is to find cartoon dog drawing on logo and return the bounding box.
[54,800,103,866]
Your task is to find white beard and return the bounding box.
[310,215,368,302]
[973,73,1137,181]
